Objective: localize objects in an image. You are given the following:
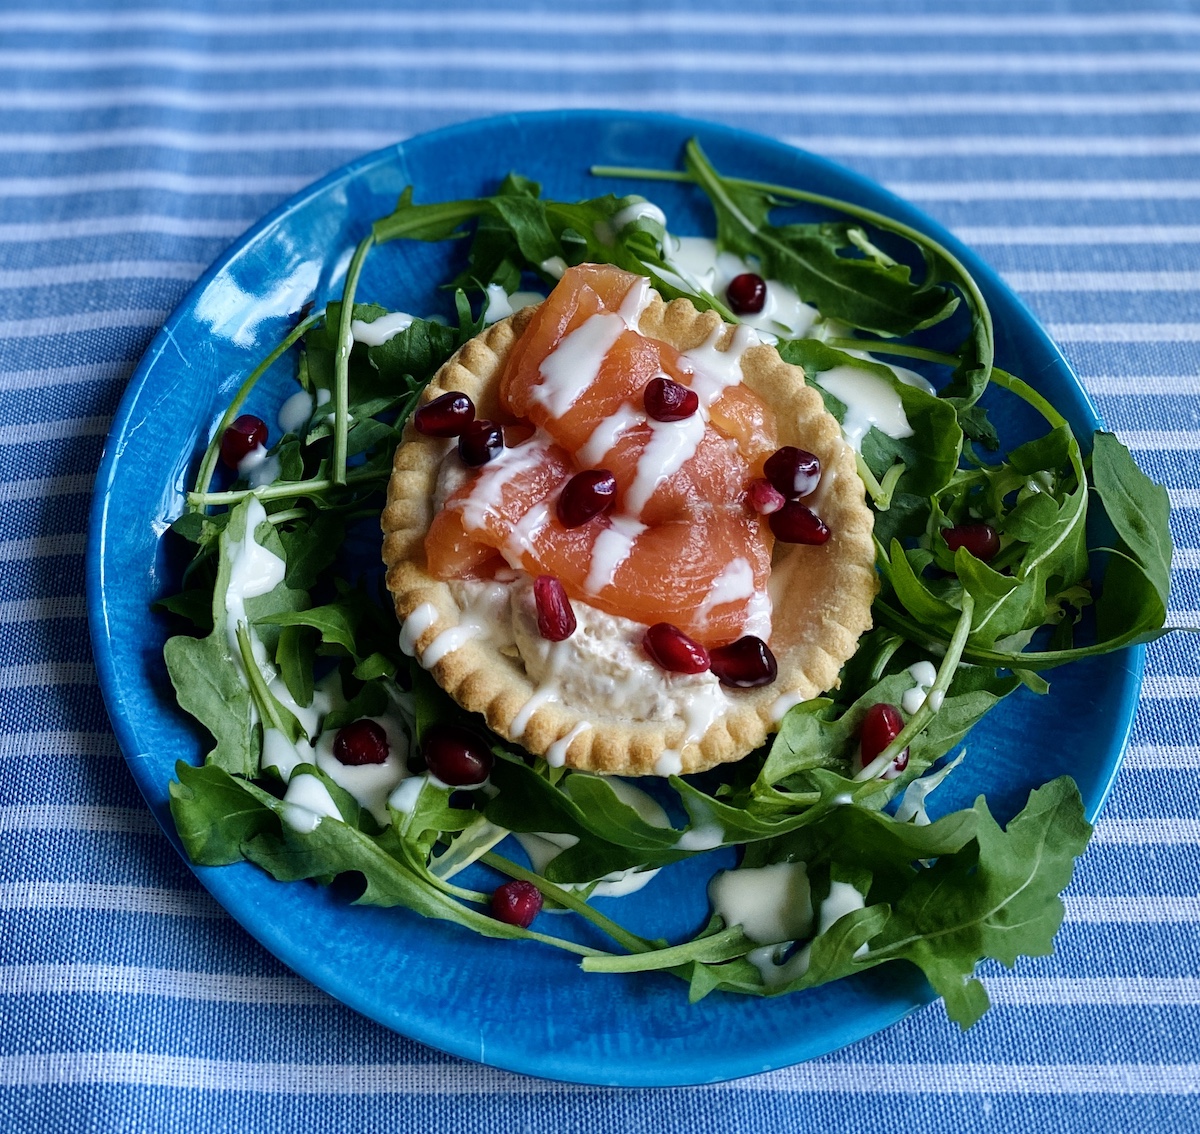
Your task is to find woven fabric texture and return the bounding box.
[2,1,1199,1130]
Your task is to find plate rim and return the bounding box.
[86,108,1145,1087]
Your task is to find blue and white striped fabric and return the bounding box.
[3,2,1200,1130]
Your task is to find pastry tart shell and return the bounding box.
[381,294,877,776]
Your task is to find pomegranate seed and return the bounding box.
[769,501,831,545]
[858,702,908,776]
[643,622,710,674]
[422,722,493,786]
[458,419,504,467]
[220,414,268,469]
[534,575,576,641]
[491,879,543,928]
[748,478,786,515]
[333,719,389,766]
[763,446,821,498]
[643,376,699,422]
[414,390,475,437]
[726,272,767,315]
[557,469,617,528]
[943,522,1000,563]
[708,636,778,688]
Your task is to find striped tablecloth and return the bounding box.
[3,2,1199,1130]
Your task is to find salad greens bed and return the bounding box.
[161,141,1177,1028]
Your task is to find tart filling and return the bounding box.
[382,265,877,775]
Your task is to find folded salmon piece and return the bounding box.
[425,263,777,645]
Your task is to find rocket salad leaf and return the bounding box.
[153,139,1184,1027]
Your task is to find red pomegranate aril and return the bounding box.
[644,622,711,674]
[769,501,831,545]
[557,469,618,528]
[422,722,494,786]
[943,522,1001,563]
[333,719,390,766]
[458,419,504,467]
[763,446,821,498]
[708,636,778,688]
[727,272,767,315]
[414,391,475,437]
[220,414,268,469]
[643,376,699,422]
[858,702,908,776]
[491,879,543,928]
[534,575,576,641]
[748,478,786,515]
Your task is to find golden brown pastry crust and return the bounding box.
[381,294,877,776]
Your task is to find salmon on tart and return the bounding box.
[381,264,876,777]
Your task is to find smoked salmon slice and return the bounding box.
[425,264,778,645]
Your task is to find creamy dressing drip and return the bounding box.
[223,497,286,683]
[483,285,548,325]
[816,366,913,452]
[278,389,313,435]
[902,659,940,716]
[708,861,814,944]
[583,514,647,597]
[351,311,415,346]
[281,773,342,834]
[545,721,591,768]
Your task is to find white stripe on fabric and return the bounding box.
[1064,896,1200,923]
[0,730,118,760]
[893,180,1200,201]
[0,128,403,154]
[0,216,246,242]
[1085,376,1200,396]
[792,134,1200,158]
[0,363,127,392]
[5,965,1195,1011]
[1142,676,1200,697]
[0,310,167,339]
[1170,490,1200,507]
[0,663,96,690]
[0,806,155,835]
[9,128,1200,160]
[1167,612,1200,628]
[956,226,1200,245]
[1093,820,1200,846]
[0,596,86,626]
[10,88,1200,115]
[0,964,327,1005]
[1124,745,1200,770]
[3,11,1200,34]
[4,1053,1200,1094]
[7,48,1200,76]
[1005,271,1200,292]
[0,474,93,504]
[984,978,1200,1007]
[1119,431,1200,451]
[0,171,305,198]
[0,533,86,561]
[0,882,222,919]
[1172,550,1200,568]
[0,260,205,289]
[0,416,109,446]
[1050,324,1200,343]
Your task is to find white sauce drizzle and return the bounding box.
[895,752,964,827]
[611,199,667,233]
[675,825,724,851]
[398,602,438,658]
[697,558,756,628]
[278,390,313,434]
[545,721,591,768]
[816,365,913,452]
[623,411,707,516]
[532,312,628,419]
[578,401,642,467]
[454,433,554,536]
[708,861,813,944]
[351,311,415,346]
[314,716,410,825]
[680,322,761,410]
[539,256,568,280]
[261,728,314,781]
[236,443,280,489]
[902,659,939,716]
[504,500,553,570]
[584,514,647,596]
[223,496,286,678]
[420,580,510,669]
[281,773,341,834]
[483,283,512,324]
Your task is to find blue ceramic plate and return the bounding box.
[87,111,1143,1087]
